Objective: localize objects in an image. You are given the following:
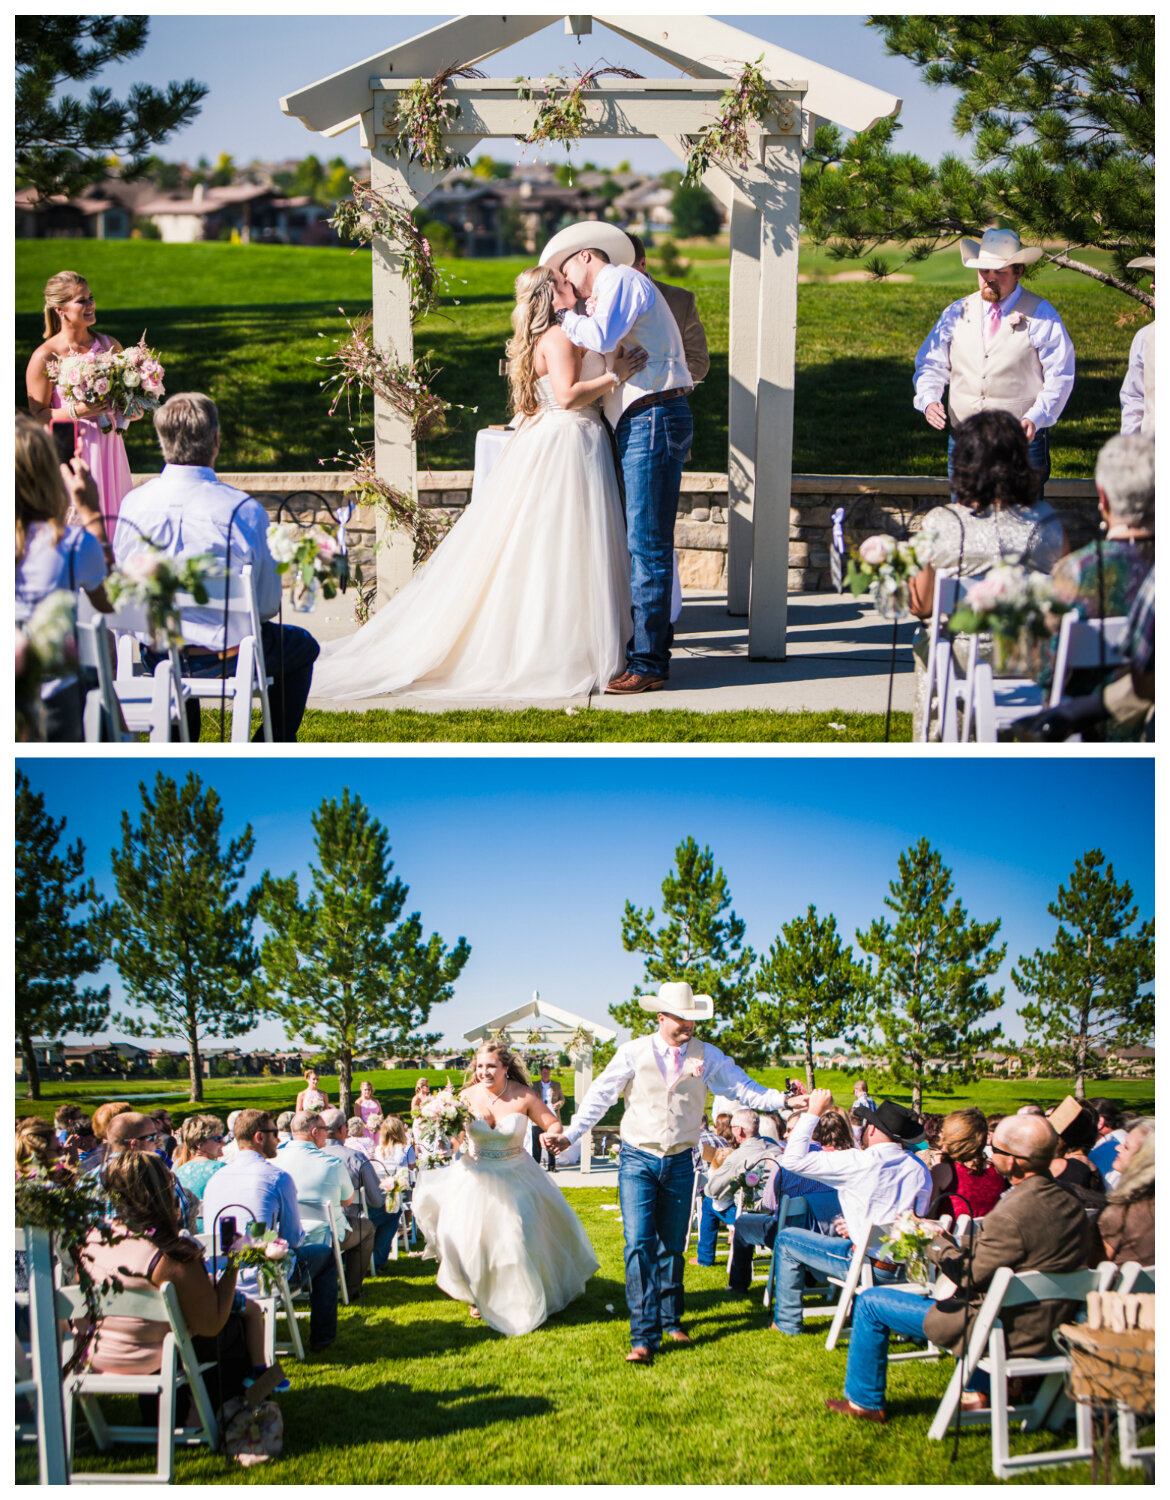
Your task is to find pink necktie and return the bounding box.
[666,1046,682,1085]
[984,302,1001,348]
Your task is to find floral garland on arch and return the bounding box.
[683,57,778,187]
[330,179,466,325]
[517,62,644,176]
[317,310,469,443]
[386,62,487,174]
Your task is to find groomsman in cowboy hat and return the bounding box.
[1120,256,1155,435]
[913,227,1076,497]
[540,222,694,695]
[545,981,805,1365]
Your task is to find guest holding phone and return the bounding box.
[25,270,138,530]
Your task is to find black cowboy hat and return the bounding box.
[852,1099,927,1147]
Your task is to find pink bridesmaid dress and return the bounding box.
[51,332,134,531]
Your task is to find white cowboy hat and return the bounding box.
[958,227,1044,269]
[637,981,714,1022]
[1128,256,1155,272]
[539,220,635,272]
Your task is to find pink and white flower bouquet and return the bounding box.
[412,1088,470,1169]
[47,337,166,430]
[267,522,349,611]
[732,1158,774,1210]
[105,549,220,647]
[46,347,120,427]
[17,590,80,740]
[880,1211,936,1287]
[227,1228,292,1294]
[947,562,1071,673]
[116,336,167,422]
[846,532,934,618]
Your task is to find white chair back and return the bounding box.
[1049,613,1130,708]
[75,614,125,743]
[173,564,274,742]
[921,574,971,742]
[298,1197,349,1306]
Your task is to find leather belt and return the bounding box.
[624,387,687,418]
[184,645,239,661]
[871,1258,900,1275]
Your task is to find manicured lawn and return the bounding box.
[15,240,1143,478]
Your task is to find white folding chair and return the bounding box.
[20,1226,70,1484]
[823,1221,888,1351]
[927,1264,1109,1478]
[74,612,132,743]
[56,1279,219,1484]
[1047,613,1130,741]
[298,1198,349,1306]
[921,575,972,742]
[79,593,189,742]
[173,564,273,742]
[763,1195,809,1310]
[968,660,1045,742]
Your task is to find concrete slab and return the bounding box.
[303,590,915,717]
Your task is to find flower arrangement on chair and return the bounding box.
[104,550,220,648]
[266,523,349,611]
[846,533,935,618]
[946,563,1072,675]
[880,1212,936,1287]
[732,1160,773,1210]
[226,1226,293,1296]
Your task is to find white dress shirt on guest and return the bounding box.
[781,1109,932,1247]
[913,282,1076,431]
[1119,325,1150,434]
[113,464,280,650]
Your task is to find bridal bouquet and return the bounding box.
[732,1158,774,1210]
[846,532,934,618]
[880,1212,936,1287]
[46,347,119,426]
[116,336,167,421]
[413,1090,470,1169]
[267,522,349,611]
[227,1227,292,1295]
[47,338,166,429]
[947,563,1072,675]
[105,549,220,648]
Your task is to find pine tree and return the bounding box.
[16,16,207,201]
[802,16,1154,304]
[257,790,471,1119]
[1013,849,1154,1100]
[614,837,755,1042]
[100,773,260,1103]
[856,838,1005,1112]
[15,772,109,1100]
[742,905,865,1086]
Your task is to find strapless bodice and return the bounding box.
[466,1112,529,1160]
[534,350,608,414]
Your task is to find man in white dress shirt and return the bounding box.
[545,981,802,1365]
[914,228,1075,499]
[540,222,693,695]
[113,392,319,740]
[1119,256,1154,435]
[769,1089,932,1335]
[531,1063,565,1173]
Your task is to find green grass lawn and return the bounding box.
[15,239,1145,478]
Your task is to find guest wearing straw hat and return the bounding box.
[913,227,1076,497]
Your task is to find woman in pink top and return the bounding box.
[356,1080,383,1148]
[80,1153,284,1400]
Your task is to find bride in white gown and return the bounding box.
[413,1040,598,1336]
[312,267,643,701]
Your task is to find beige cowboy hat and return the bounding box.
[959,227,1044,270]
[1128,256,1155,272]
[539,220,635,272]
[637,981,715,1022]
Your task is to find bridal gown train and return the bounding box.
[312,353,632,700]
[413,1113,599,1336]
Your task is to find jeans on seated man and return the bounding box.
[828,1113,1095,1423]
[113,391,320,742]
[770,1091,933,1334]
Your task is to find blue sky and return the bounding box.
[86,12,970,174]
[17,756,1155,1056]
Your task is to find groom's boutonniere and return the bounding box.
[585,297,598,317]
[1006,310,1026,329]
[682,1058,705,1080]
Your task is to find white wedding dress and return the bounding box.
[312,353,631,700]
[413,1113,599,1336]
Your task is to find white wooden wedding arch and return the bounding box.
[282,15,899,658]
[463,992,615,1173]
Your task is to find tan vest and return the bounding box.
[619,1035,707,1157]
[601,270,691,428]
[947,289,1046,425]
[1142,322,1155,435]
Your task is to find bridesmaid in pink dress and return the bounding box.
[25,270,138,532]
[356,1080,383,1149]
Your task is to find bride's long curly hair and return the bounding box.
[505,266,558,418]
[466,1038,531,1089]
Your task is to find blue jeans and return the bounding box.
[615,397,693,677]
[294,1240,338,1348]
[947,427,1051,501]
[142,621,319,742]
[697,1195,736,1265]
[617,1146,694,1350]
[728,1209,771,1290]
[771,1225,901,1334]
[843,1284,933,1410]
[369,1205,401,1272]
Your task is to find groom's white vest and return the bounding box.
[599,266,692,428]
[619,1035,707,1157]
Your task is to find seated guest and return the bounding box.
[16,1116,66,1173]
[54,1103,85,1148]
[771,1091,933,1336]
[202,1108,339,1353]
[813,1108,855,1152]
[112,392,320,742]
[826,1113,1094,1424]
[275,1110,294,1146]
[318,1108,378,1291]
[693,1109,784,1275]
[1087,1097,1128,1187]
[279,1111,362,1300]
[920,1114,945,1163]
[1097,1118,1154,1266]
[346,1117,373,1156]
[908,409,1067,738]
[80,1151,284,1405]
[80,1100,132,1171]
[929,1108,1008,1221]
[757,1112,784,1145]
[373,1116,415,1174]
[1050,434,1154,630]
[727,1120,842,1290]
[149,1108,177,1164]
[172,1114,228,1229]
[1049,1100,1107,1209]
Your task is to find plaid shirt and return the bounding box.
[1126,567,1155,673]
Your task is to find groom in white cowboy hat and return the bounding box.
[539,221,693,694]
[914,226,1076,496]
[546,980,804,1365]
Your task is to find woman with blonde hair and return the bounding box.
[171,1114,228,1228]
[929,1107,1007,1220]
[412,1038,598,1334]
[25,271,141,530]
[15,1116,65,1172]
[313,263,644,702]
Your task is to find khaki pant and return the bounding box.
[339,1216,376,1298]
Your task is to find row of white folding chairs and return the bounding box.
[77,563,273,742]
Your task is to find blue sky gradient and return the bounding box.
[16,756,1154,1055]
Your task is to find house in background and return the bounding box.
[15,179,155,239]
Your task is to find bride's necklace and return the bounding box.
[484,1082,512,1118]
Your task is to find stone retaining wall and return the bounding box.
[136,470,1100,597]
